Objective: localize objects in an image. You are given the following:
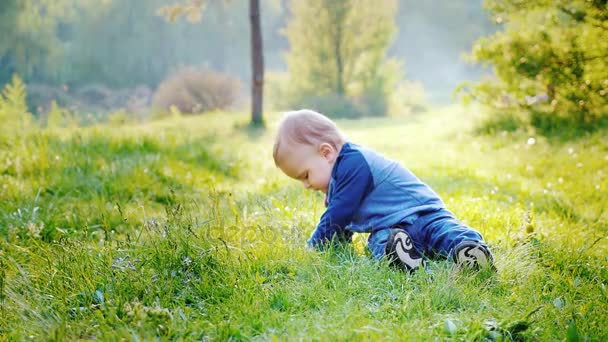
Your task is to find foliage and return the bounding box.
[461,0,608,136]
[0,0,500,106]
[157,0,206,23]
[152,67,242,115]
[27,83,75,114]
[46,101,77,128]
[0,0,285,89]
[0,0,502,106]
[0,0,79,84]
[283,0,401,118]
[155,0,266,126]
[475,110,527,135]
[0,108,607,339]
[0,75,34,144]
[391,80,429,115]
[301,93,365,119]
[264,71,290,111]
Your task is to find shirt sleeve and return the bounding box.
[307,150,374,248]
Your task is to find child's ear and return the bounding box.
[319,143,334,159]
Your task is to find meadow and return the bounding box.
[1,107,606,340]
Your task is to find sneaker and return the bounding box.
[385,228,425,272]
[453,241,495,270]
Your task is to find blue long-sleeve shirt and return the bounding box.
[307,142,445,247]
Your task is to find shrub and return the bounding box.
[0,75,34,144]
[152,67,241,115]
[265,72,363,118]
[462,0,608,136]
[303,93,365,119]
[75,84,112,106]
[27,83,75,114]
[475,111,527,135]
[265,71,290,111]
[124,85,153,116]
[27,84,153,121]
[353,58,402,117]
[46,101,78,128]
[391,81,428,116]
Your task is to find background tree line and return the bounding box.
[0,0,285,88]
[1,0,605,135]
[0,0,492,106]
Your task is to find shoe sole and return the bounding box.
[454,242,494,270]
[392,231,424,271]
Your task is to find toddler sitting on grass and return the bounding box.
[273,109,494,272]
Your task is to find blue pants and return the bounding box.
[367,209,486,261]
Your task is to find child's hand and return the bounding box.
[304,243,315,252]
[304,239,315,251]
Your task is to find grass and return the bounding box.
[1,106,606,340]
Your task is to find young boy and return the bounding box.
[273,109,494,272]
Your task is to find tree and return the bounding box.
[283,0,400,118]
[69,0,174,87]
[249,0,264,125]
[461,0,608,135]
[0,0,79,85]
[65,1,255,88]
[159,0,265,125]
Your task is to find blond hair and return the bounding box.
[273,109,346,165]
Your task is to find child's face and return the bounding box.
[277,143,338,194]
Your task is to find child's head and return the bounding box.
[273,109,346,193]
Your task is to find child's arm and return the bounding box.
[307,151,373,248]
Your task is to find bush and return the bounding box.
[27,83,153,121]
[152,67,241,115]
[462,0,608,136]
[0,75,34,144]
[107,109,132,126]
[304,93,365,119]
[75,84,113,105]
[27,83,74,114]
[265,71,290,111]
[391,81,428,116]
[265,72,363,118]
[46,101,78,128]
[475,111,527,135]
[353,58,402,117]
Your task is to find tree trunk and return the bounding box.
[249,0,264,125]
[334,24,344,95]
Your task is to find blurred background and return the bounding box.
[0,1,494,118]
[1,0,606,136]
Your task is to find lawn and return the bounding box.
[1,106,606,340]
